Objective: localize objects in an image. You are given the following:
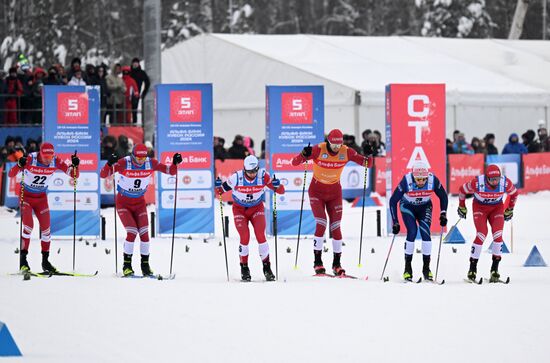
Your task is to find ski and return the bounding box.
[42,270,98,277]
[403,277,423,283]
[464,278,483,285]
[8,271,52,278]
[335,274,359,279]
[118,273,175,280]
[424,279,445,285]
[483,276,510,284]
[313,273,335,278]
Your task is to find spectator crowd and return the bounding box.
[0,56,150,125]
[447,122,550,156]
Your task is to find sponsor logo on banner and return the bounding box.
[270,172,312,191]
[57,92,89,124]
[169,90,202,122]
[523,153,550,192]
[525,165,550,177]
[161,190,212,209]
[48,172,98,191]
[281,92,313,124]
[451,166,482,178]
[161,170,212,189]
[48,192,98,211]
[161,151,210,169]
[340,166,369,190]
[271,153,313,171]
[58,153,98,171]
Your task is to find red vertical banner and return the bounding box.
[385,84,446,234]
[373,157,387,196]
[523,153,550,193]
[448,154,485,194]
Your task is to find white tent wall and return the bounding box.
[162,34,356,149]
[162,34,550,154]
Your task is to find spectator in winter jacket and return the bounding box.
[372,130,386,156]
[446,139,454,155]
[361,129,372,155]
[116,134,131,158]
[85,64,99,86]
[538,128,550,152]
[344,134,362,154]
[66,57,87,84]
[214,137,227,161]
[483,133,498,155]
[0,70,6,124]
[243,136,255,156]
[96,64,110,123]
[44,66,62,86]
[129,57,150,124]
[522,129,540,153]
[54,63,68,84]
[502,133,527,154]
[452,133,474,154]
[122,66,139,124]
[471,137,486,154]
[31,68,46,123]
[106,64,126,124]
[101,135,118,160]
[68,67,87,86]
[227,135,249,159]
[4,67,23,124]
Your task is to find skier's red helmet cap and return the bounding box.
[485,164,501,185]
[39,142,55,162]
[327,129,344,145]
[133,143,148,159]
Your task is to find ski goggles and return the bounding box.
[414,177,428,183]
[245,167,259,175]
[487,176,499,184]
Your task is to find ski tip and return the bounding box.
[505,276,511,284]
[382,276,389,282]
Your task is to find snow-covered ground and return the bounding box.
[1,194,549,363]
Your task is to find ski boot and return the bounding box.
[489,255,501,283]
[263,261,275,281]
[313,250,326,275]
[123,253,134,277]
[240,263,251,282]
[332,252,346,276]
[20,249,30,272]
[141,255,154,277]
[41,251,58,273]
[403,254,413,281]
[422,255,433,281]
[467,257,478,282]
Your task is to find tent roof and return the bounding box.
[162,34,550,106]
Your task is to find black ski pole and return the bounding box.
[112,165,118,274]
[169,168,179,276]
[358,159,369,267]
[294,160,308,269]
[381,233,397,281]
[19,171,25,271]
[435,226,444,282]
[273,175,278,280]
[72,150,77,271]
[217,182,229,281]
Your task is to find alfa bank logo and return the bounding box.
[281,92,312,124]
[170,90,202,122]
[161,151,210,169]
[57,93,89,124]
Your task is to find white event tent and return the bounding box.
[162,34,550,151]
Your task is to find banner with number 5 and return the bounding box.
[155,84,214,235]
[43,85,101,237]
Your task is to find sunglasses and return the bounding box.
[487,177,499,184]
[414,177,427,183]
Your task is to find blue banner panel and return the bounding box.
[265,86,324,235]
[486,154,522,188]
[43,86,101,237]
[155,84,214,235]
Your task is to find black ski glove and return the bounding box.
[301,143,312,158]
[17,156,27,168]
[173,153,183,165]
[107,153,118,167]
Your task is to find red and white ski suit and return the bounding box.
[9,153,79,252]
[100,156,176,255]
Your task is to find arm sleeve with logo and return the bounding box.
[504,177,518,209]
[100,158,126,178]
[56,156,80,178]
[291,145,321,166]
[389,178,407,223]
[8,155,32,177]
[263,172,285,195]
[434,176,448,212]
[151,159,177,175]
[458,177,478,207]
[346,147,373,167]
